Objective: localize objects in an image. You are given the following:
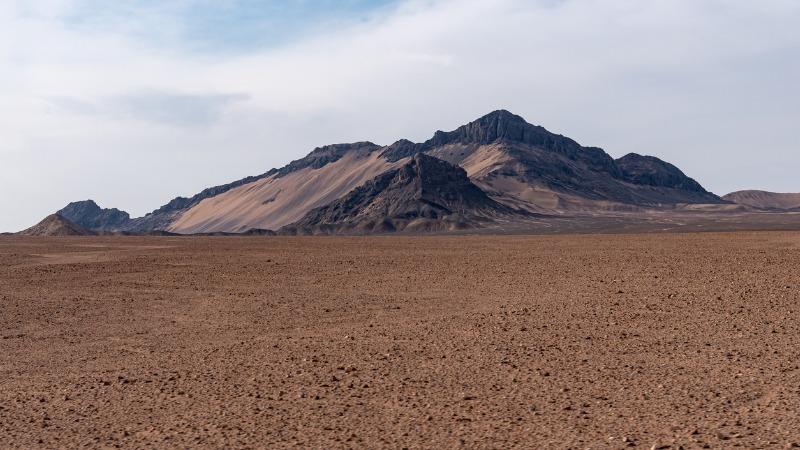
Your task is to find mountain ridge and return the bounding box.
[43,110,736,235]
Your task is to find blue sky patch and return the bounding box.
[61,0,399,53]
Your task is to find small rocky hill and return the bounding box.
[18,214,96,236]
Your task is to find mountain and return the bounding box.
[282,153,517,234]
[50,110,727,234]
[58,200,130,230]
[164,110,723,233]
[383,110,723,212]
[18,214,96,236]
[723,190,800,211]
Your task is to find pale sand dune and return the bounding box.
[169,151,408,233]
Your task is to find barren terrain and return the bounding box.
[1,232,800,448]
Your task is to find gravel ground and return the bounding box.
[1,232,799,449]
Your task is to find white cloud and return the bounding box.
[1,0,799,231]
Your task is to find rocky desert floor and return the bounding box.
[1,232,800,449]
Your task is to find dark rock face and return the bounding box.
[57,199,185,232]
[429,110,597,160]
[283,154,516,234]
[120,210,183,232]
[615,153,710,193]
[381,139,426,162]
[483,145,724,205]
[18,214,96,236]
[58,200,130,230]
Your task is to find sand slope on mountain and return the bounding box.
[18,214,96,236]
[282,154,517,234]
[169,148,407,233]
[723,190,800,211]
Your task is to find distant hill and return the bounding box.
[723,190,800,211]
[18,214,96,236]
[44,109,737,235]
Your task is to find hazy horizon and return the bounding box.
[2,0,799,232]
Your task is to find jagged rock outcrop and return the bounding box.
[18,214,96,236]
[58,200,130,230]
[383,110,620,175]
[616,153,708,193]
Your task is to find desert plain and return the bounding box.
[1,232,800,449]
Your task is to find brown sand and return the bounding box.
[1,233,799,448]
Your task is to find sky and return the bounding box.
[2,0,799,232]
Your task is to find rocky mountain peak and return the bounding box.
[425,110,576,150]
[382,110,597,163]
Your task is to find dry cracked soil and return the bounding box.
[1,232,800,449]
